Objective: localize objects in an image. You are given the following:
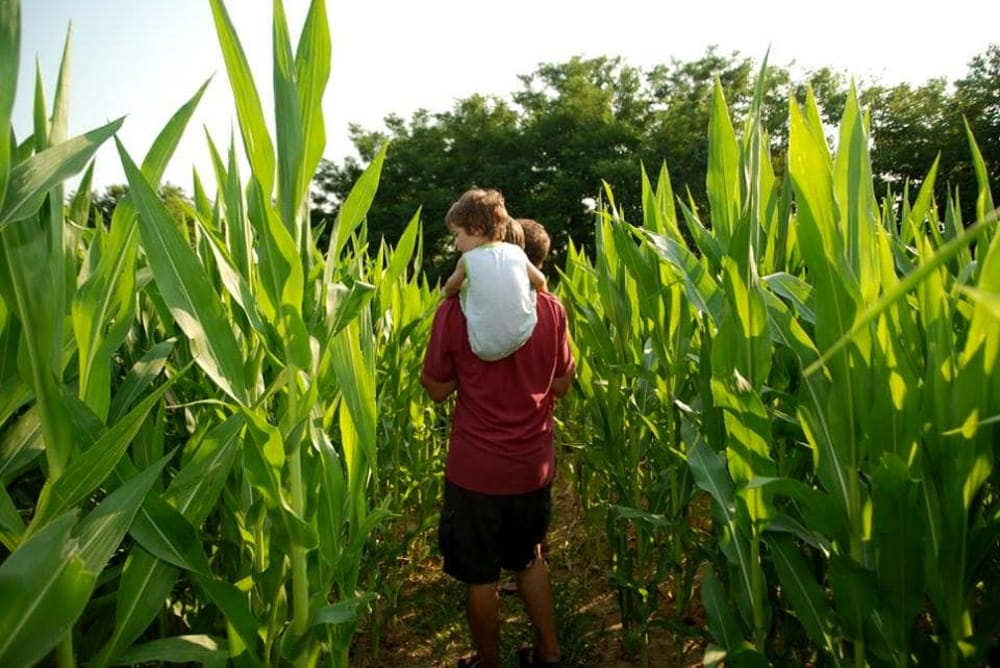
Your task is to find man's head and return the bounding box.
[518,218,551,268]
[504,218,525,248]
[445,188,510,244]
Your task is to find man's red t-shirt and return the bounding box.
[422,292,575,495]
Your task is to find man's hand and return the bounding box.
[551,367,575,398]
[421,371,457,402]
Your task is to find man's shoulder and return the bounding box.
[537,291,566,310]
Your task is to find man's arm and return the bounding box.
[421,370,457,402]
[442,259,466,298]
[551,366,575,398]
[527,262,548,293]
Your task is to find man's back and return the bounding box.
[422,291,574,495]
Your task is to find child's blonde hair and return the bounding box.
[445,188,510,242]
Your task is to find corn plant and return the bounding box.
[558,173,707,666]
[622,61,1000,666]
[1,0,416,665]
[0,4,204,667]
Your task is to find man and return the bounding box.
[422,208,573,668]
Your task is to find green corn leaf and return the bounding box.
[127,492,211,575]
[834,85,880,306]
[700,564,744,649]
[90,552,180,668]
[107,339,175,423]
[73,196,140,419]
[326,276,376,339]
[0,453,165,667]
[870,453,924,655]
[718,255,772,389]
[964,119,996,229]
[762,272,814,324]
[272,0,304,235]
[45,25,71,146]
[117,137,250,404]
[0,512,86,667]
[706,78,740,249]
[0,484,23,550]
[111,635,226,667]
[0,116,123,227]
[1,217,75,478]
[315,429,346,574]
[328,142,386,261]
[67,158,94,226]
[961,212,1000,367]
[0,0,18,209]
[0,403,42,484]
[678,199,724,271]
[330,319,376,493]
[209,0,275,199]
[141,78,210,186]
[637,228,724,323]
[376,209,420,316]
[787,94,860,349]
[805,215,993,377]
[295,0,330,208]
[92,418,243,668]
[311,592,376,627]
[30,372,178,532]
[194,574,261,656]
[246,175,303,329]
[31,61,48,152]
[196,214,271,339]
[163,414,244,525]
[828,554,877,641]
[766,534,842,663]
[688,440,756,623]
[75,451,174,574]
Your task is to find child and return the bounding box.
[442,188,547,361]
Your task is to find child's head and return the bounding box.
[518,218,551,268]
[445,188,510,243]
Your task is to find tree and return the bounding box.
[950,44,1000,221]
[310,46,999,279]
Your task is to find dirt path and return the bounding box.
[350,471,709,667]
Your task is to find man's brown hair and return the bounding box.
[518,218,551,268]
[445,188,509,242]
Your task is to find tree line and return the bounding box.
[94,45,1000,284]
[311,45,999,283]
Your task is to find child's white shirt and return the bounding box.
[459,242,537,361]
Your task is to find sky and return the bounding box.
[11,0,999,193]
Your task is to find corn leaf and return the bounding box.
[706,79,740,249]
[0,453,167,667]
[765,534,842,664]
[0,215,75,477]
[107,339,175,423]
[295,0,330,209]
[117,138,250,404]
[328,143,386,261]
[0,0,18,208]
[700,564,744,650]
[0,116,123,227]
[30,372,178,532]
[208,0,275,199]
[271,0,303,238]
[112,635,227,667]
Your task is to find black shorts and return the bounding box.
[438,479,552,585]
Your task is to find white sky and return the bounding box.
[12,0,999,192]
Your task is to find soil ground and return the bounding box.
[349,469,710,667]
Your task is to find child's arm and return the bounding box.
[442,258,466,297]
[527,262,548,293]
